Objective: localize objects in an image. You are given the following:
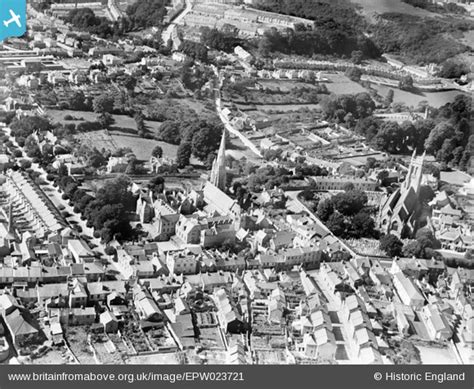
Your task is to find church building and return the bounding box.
[380,151,425,237]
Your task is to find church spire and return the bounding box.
[210,130,227,191]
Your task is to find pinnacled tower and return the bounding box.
[210,130,227,191]
[402,150,426,196]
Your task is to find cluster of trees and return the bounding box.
[155,119,223,167]
[181,61,213,91]
[9,116,57,165]
[52,168,136,243]
[246,165,292,192]
[320,92,375,122]
[200,27,244,53]
[379,229,441,259]
[257,25,379,59]
[372,13,471,65]
[66,91,94,111]
[65,8,113,38]
[179,40,208,63]
[125,0,167,29]
[255,0,379,59]
[316,187,377,239]
[10,116,51,140]
[437,60,470,79]
[354,94,472,170]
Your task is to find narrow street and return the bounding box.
[161,0,194,45]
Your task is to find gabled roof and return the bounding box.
[5,307,39,336]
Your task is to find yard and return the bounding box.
[29,346,74,364]
[416,345,459,364]
[90,334,125,364]
[65,326,97,364]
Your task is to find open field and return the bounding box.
[76,130,179,161]
[46,109,163,136]
[110,133,179,161]
[350,0,436,17]
[323,73,368,95]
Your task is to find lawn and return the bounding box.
[323,73,368,95]
[110,133,178,161]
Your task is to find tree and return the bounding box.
[371,121,404,153]
[332,190,368,216]
[19,159,31,170]
[123,75,137,92]
[385,89,394,105]
[438,60,469,79]
[343,182,355,192]
[350,211,375,238]
[345,67,362,82]
[325,213,346,237]
[399,75,414,91]
[424,122,455,155]
[176,142,191,168]
[380,234,403,257]
[151,145,163,159]
[377,170,390,186]
[157,121,181,144]
[98,112,114,128]
[105,246,117,256]
[191,123,223,161]
[316,199,334,222]
[350,50,363,64]
[148,176,165,194]
[68,90,91,111]
[93,94,114,114]
[126,0,167,29]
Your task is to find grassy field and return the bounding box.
[110,133,178,161]
[323,73,368,95]
[75,130,178,161]
[46,109,163,136]
[350,0,436,17]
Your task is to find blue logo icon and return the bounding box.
[0,0,26,42]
